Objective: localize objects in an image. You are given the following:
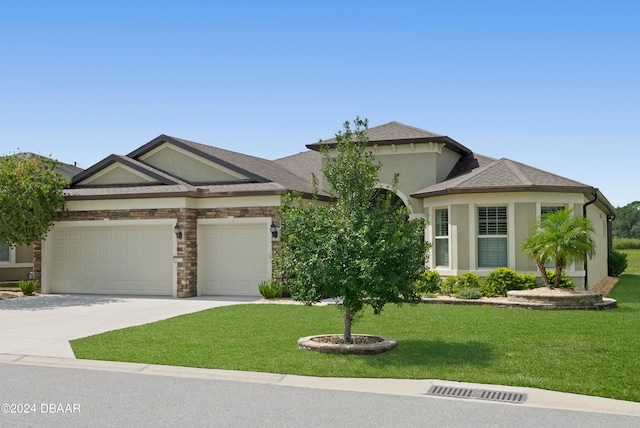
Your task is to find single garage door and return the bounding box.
[200,222,270,296]
[49,223,174,295]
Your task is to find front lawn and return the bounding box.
[72,275,640,402]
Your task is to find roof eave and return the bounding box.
[307,136,472,156]
[411,185,598,199]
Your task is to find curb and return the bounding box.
[2,353,639,417]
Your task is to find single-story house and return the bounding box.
[0,157,82,282]
[35,122,615,297]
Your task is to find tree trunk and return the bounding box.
[554,264,563,289]
[343,306,352,343]
[537,260,552,288]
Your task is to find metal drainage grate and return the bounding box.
[425,385,528,404]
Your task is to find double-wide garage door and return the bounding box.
[48,224,174,295]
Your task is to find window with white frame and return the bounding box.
[434,208,449,266]
[477,206,507,268]
[0,243,10,263]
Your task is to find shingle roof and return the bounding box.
[274,150,324,185]
[412,158,596,198]
[55,163,83,178]
[67,135,327,200]
[306,121,472,156]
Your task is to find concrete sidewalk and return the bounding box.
[1,353,639,418]
[0,294,257,358]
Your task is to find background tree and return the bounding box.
[0,154,68,246]
[520,208,596,289]
[277,118,428,343]
[612,201,640,239]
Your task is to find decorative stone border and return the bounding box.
[298,334,397,355]
[421,288,617,310]
[506,289,616,310]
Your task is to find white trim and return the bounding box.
[508,202,516,270]
[0,243,14,264]
[51,218,176,228]
[469,203,476,270]
[197,217,272,226]
[375,183,414,215]
[369,142,446,156]
[65,195,282,211]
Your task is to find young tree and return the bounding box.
[520,208,596,289]
[0,154,69,246]
[277,118,428,343]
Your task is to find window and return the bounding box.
[477,206,507,268]
[434,208,449,266]
[541,206,565,216]
[0,243,10,263]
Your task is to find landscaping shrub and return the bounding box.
[613,238,640,250]
[457,272,480,289]
[415,270,441,295]
[480,267,521,297]
[609,250,628,277]
[455,287,483,299]
[258,279,284,299]
[440,272,480,296]
[18,280,37,296]
[439,276,460,295]
[545,271,574,288]
[519,273,537,290]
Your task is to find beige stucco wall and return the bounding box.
[80,164,159,186]
[322,144,462,216]
[514,202,537,272]
[140,144,249,183]
[451,204,470,272]
[423,192,611,290]
[16,245,33,264]
[586,202,610,290]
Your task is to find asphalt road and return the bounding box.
[1,363,639,428]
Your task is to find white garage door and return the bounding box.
[200,223,270,296]
[49,223,174,295]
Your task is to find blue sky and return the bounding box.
[1,0,638,207]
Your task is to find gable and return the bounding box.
[76,162,161,186]
[137,143,251,184]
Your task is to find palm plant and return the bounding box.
[520,208,596,289]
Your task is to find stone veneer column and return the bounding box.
[32,241,42,291]
[176,208,198,297]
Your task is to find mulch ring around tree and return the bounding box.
[297,334,398,355]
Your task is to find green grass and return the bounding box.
[72,275,640,402]
[621,249,640,274]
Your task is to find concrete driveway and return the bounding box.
[0,294,258,358]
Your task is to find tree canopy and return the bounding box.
[0,154,68,246]
[520,208,596,288]
[276,118,428,342]
[612,201,640,239]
